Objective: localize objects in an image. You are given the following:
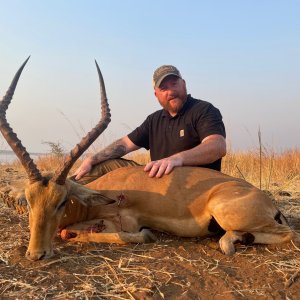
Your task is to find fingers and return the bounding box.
[144,160,175,178]
[144,161,154,172]
[144,155,183,178]
[144,161,163,177]
[73,159,93,180]
[74,169,86,181]
[164,163,174,175]
[74,172,82,181]
[154,162,169,178]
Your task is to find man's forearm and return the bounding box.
[174,135,226,166]
[90,139,127,165]
[73,136,138,180]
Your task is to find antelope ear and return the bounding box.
[65,179,115,206]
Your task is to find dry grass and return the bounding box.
[9,147,300,194]
[1,149,300,299]
[9,154,82,175]
[128,148,300,194]
[126,148,300,190]
[0,207,299,299]
[222,148,300,191]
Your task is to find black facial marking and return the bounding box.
[57,197,68,211]
[274,210,289,225]
[208,217,225,234]
[42,177,50,187]
[274,211,282,224]
[241,232,255,245]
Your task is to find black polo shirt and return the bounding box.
[128,94,226,170]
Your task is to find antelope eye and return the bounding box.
[57,198,68,211]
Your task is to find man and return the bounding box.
[74,65,226,181]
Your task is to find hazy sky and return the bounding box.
[0,1,299,154]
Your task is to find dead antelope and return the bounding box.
[0,58,299,261]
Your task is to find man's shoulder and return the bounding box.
[188,95,212,108]
[146,108,165,120]
[185,95,215,114]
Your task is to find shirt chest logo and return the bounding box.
[179,129,185,137]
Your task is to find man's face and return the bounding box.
[154,75,187,116]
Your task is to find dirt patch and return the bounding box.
[0,166,299,299]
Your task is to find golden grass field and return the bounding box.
[0,148,299,299]
[128,148,300,190]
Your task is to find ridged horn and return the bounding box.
[0,57,43,183]
[52,60,111,185]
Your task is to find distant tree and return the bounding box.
[42,141,65,158]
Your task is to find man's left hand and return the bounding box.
[144,155,183,178]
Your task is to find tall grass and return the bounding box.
[126,148,300,192]
[222,148,300,192]
[126,148,300,191]
[9,147,299,193]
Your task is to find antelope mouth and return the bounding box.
[25,249,54,261]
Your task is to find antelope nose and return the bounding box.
[26,250,47,261]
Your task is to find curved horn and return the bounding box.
[52,60,111,185]
[0,57,43,183]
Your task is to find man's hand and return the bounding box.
[73,157,94,180]
[144,155,183,178]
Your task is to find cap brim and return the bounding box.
[153,73,181,88]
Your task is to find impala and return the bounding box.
[1,58,299,261]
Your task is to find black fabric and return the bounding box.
[127,95,226,171]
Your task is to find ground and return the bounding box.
[0,166,299,299]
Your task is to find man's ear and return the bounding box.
[65,179,115,206]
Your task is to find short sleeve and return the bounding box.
[127,117,150,149]
[195,104,226,141]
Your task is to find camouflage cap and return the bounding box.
[152,65,182,88]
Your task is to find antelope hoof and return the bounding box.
[142,229,157,243]
[219,237,236,256]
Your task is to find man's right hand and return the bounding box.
[73,157,94,180]
[144,154,183,178]
[73,136,139,181]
